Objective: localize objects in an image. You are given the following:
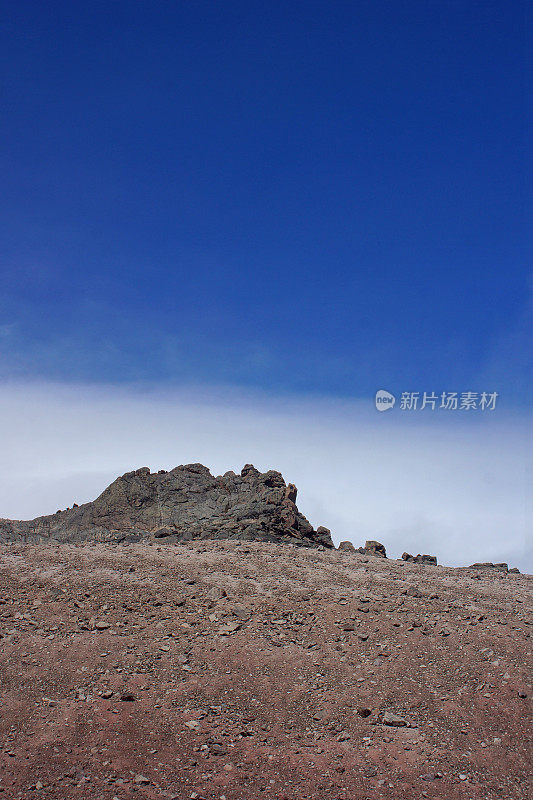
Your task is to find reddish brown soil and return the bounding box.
[0,541,531,800]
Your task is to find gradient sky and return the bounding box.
[0,3,530,567]
[1,1,529,400]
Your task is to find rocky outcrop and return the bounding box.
[337,541,357,552]
[337,540,387,557]
[402,552,438,565]
[0,463,334,548]
[469,562,520,574]
[336,543,515,572]
[361,540,387,558]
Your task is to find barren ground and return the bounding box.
[0,541,531,800]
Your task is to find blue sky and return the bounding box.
[1,1,529,400]
[0,3,530,567]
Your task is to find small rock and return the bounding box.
[382,711,408,727]
[363,767,377,777]
[217,622,241,635]
[209,742,227,755]
[231,604,250,620]
[206,587,226,601]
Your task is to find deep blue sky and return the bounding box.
[1,1,528,401]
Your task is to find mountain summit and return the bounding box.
[0,463,334,548]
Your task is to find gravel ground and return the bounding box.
[0,541,531,800]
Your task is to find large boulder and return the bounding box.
[0,464,334,549]
[337,540,357,552]
[363,540,387,558]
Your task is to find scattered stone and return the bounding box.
[208,743,227,755]
[206,586,227,601]
[231,604,250,620]
[218,621,241,635]
[363,767,377,777]
[382,712,408,727]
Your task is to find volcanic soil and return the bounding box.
[0,541,531,800]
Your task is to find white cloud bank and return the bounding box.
[0,381,530,572]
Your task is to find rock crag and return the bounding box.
[402,552,438,565]
[337,540,389,557]
[0,463,334,548]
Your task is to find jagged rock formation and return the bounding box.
[0,463,334,548]
[402,552,438,565]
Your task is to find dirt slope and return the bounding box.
[0,541,531,800]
